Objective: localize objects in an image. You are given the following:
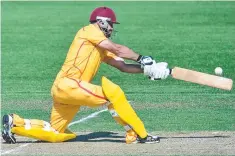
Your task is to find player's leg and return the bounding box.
[52,77,143,143]
[3,77,107,144]
[102,76,160,143]
[2,112,78,143]
[2,100,80,144]
[50,101,80,133]
[107,102,159,144]
[52,78,131,136]
[53,77,159,143]
[106,102,139,144]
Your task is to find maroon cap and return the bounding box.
[89,7,119,24]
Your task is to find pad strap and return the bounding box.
[109,109,119,117]
[24,119,31,130]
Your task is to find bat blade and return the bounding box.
[171,67,233,90]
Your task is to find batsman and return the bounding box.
[2,7,170,144]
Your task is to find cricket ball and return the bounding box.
[215,67,223,76]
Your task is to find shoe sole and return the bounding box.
[137,140,160,144]
[137,137,160,144]
[142,140,160,144]
[2,115,16,144]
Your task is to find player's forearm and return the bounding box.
[114,44,139,61]
[98,40,140,61]
[120,64,143,73]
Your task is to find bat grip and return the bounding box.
[169,68,172,75]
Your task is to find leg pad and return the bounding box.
[101,76,147,138]
[12,127,76,143]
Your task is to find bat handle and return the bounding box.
[169,68,172,75]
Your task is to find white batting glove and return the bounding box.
[143,60,157,77]
[144,62,170,80]
[152,62,170,80]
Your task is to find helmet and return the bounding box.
[90,7,119,38]
[89,7,119,24]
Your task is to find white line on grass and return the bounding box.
[1,108,107,155]
[68,108,108,127]
[1,143,31,155]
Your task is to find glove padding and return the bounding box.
[136,55,170,80]
[144,62,170,80]
[136,55,153,68]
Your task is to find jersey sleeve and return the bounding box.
[103,50,124,63]
[79,24,107,45]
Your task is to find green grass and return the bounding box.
[2,2,235,132]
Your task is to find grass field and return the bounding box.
[2,1,235,143]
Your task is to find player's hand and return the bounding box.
[136,55,157,77]
[136,55,169,79]
[143,60,157,76]
[148,62,170,80]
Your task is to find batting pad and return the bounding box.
[11,127,76,143]
[101,76,147,138]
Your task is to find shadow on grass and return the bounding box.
[2,140,41,144]
[160,135,230,139]
[68,131,125,143]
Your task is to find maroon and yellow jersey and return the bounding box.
[54,24,117,83]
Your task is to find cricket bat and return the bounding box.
[170,67,233,91]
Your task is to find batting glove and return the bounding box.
[149,62,170,80]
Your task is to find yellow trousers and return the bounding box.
[12,77,108,142]
[12,77,147,142]
[50,77,108,132]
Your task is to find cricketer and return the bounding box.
[2,7,170,144]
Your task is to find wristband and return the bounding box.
[136,55,143,63]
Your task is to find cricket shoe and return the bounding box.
[136,134,160,144]
[2,114,16,144]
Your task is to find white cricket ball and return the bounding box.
[215,67,223,75]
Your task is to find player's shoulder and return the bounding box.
[78,24,101,34]
[76,23,106,40]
